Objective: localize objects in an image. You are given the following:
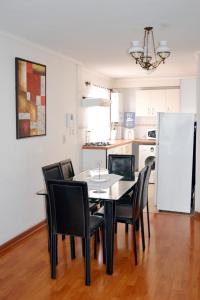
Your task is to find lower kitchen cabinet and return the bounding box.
[82,149,107,170]
[82,143,133,170]
[107,143,132,156]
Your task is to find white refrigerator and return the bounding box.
[156,113,195,213]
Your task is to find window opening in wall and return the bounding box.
[85,82,111,142]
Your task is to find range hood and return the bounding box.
[81,97,111,107]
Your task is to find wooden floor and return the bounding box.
[1,211,200,300]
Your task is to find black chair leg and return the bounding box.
[115,222,117,234]
[62,234,65,240]
[135,219,139,231]
[51,234,57,279]
[55,234,58,265]
[48,234,51,253]
[94,233,97,259]
[146,201,151,238]
[96,229,100,243]
[100,225,106,264]
[140,213,145,251]
[133,225,138,265]
[125,223,129,233]
[85,237,91,286]
[82,238,85,257]
[70,236,76,259]
[45,195,52,254]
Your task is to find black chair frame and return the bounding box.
[47,179,104,285]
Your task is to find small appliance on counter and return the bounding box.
[111,122,118,140]
[124,128,134,139]
[83,141,111,147]
[85,130,91,144]
[146,128,156,139]
[124,112,135,139]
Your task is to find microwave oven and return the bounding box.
[147,129,156,139]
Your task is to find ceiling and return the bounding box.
[0,0,199,79]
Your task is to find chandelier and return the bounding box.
[128,26,171,71]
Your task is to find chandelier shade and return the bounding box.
[128,27,171,71]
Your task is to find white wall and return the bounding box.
[180,79,197,113]
[195,56,200,211]
[0,32,112,245]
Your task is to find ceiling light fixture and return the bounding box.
[128,26,171,71]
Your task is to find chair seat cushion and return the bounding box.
[89,215,104,235]
[95,206,104,217]
[116,205,132,222]
[116,194,132,206]
[89,202,98,213]
[95,205,133,223]
[89,198,100,204]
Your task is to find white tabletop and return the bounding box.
[73,170,137,201]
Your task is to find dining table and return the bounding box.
[37,169,137,275]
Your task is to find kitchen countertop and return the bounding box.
[82,139,156,150]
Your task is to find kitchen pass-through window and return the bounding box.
[86,85,110,141]
[86,106,110,142]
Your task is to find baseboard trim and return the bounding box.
[0,220,47,256]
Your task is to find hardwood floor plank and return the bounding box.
[1,213,200,300]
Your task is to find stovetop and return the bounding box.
[84,141,111,147]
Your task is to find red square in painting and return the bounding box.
[30,92,37,103]
[27,62,33,74]
[18,120,30,137]
[27,73,41,96]
[41,96,46,105]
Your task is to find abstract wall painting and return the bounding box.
[15,58,46,138]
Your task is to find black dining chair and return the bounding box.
[59,159,98,214]
[47,180,104,285]
[42,162,75,258]
[59,159,75,180]
[143,157,155,240]
[108,154,135,207]
[108,154,135,181]
[96,165,148,265]
[108,154,136,232]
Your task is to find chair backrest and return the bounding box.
[145,156,155,170]
[47,180,89,238]
[108,154,135,180]
[132,165,148,220]
[142,160,154,209]
[42,162,64,183]
[59,159,75,180]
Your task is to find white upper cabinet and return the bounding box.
[180,79,196,113]
[165,89,180,112]
[136,88,180,116]
[135,90,150,116]
[150,89,165,115]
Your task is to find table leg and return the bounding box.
[44,195,51,253]
[104,200,115,275]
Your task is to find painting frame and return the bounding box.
[15,57,46,139]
